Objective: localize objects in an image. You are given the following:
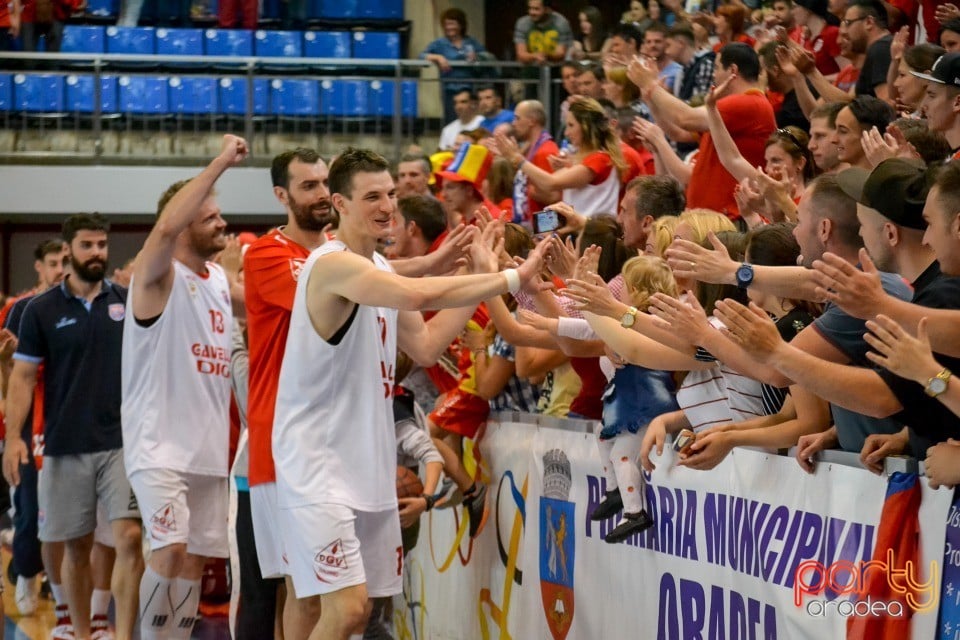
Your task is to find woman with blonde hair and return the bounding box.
[497,97,627,217]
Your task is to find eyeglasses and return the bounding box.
[841,16,868,27]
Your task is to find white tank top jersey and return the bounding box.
[273,241,399,512]
[562,169,619,217]
[122,260,233,477]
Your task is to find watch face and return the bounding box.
[737,265,753,284]
[621,311,635,327]
[930,377,948,395]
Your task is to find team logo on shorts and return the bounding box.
[313,538,348,582]
[108,303,125,321]
[150,503,177,538]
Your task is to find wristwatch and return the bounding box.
[925,368,952,398]
[422,494,437,511]
[736,263,754,290]
[620,306,639,328]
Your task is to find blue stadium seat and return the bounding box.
[118,75,169,114]
[255,30,303,58]
[168,76,217,114]
[156,28,204,56]
[61,26,106,54]
[0,74,11,112]
[351,31,399,59]
[204,29,254,57]
[65,74,118,112]
[316,0,401,19]
[359,0,402,19]
[105,26,156,55]
[319,79,368,116]
[271,78,319,116]
[217,77,270,115]
[13,74,65,112]
[302,31,349,58]
[86,0,119,18]
[369,79,416,117]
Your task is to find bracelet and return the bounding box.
[422,494,436,511]
[515,157,527,171]
[503,268,521,294]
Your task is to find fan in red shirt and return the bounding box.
[242,148,334,638]
[792,0,843,76]
[628,43,776,221]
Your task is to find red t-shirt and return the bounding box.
[686,90,776,220]
[835,64,860,93]
[19,0,82,24]
[580,151,616,185]
[801,26,841,76]
[243,228,311,486]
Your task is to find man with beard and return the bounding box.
[510,99,559,226]
[242,147,333,639]
[3,213,144,640]
[122,135,242,640]
[914,52,960,160]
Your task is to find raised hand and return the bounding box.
[219,134,249,165]
[665,232,737,284]
[713,299,784,363]
[811,249,885,319]
[864,315,943,385]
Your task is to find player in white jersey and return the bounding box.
[272,147,547,640]
[122,134,244,640]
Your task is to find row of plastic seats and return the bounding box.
[83,0,402,20]
[0,73,417,117]
[60,25,400,59]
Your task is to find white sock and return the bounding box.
[50,582,68,609]
[91,588,112,618]
[139,566,174,640]
[168,577,202,639]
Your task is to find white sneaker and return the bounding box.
[51,623,76,640]
[14,574,39,615]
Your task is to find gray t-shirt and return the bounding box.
[513,12,573,57]
[811,270,912,452]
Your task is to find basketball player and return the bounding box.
[122,135,243,639]
[244,147,332,637]
[272,147,547,640]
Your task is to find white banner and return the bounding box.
[395,418,952,640]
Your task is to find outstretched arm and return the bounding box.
[132,134,249,320]
[704,77,756,184]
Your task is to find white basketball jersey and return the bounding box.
[122,261,233,477]
[273,241,398,512]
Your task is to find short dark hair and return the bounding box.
[440,8,467,35]
[62,213,110,244]
[668,22,696,44]
[477,84,502,102]
[632,175,686,219]
[941,18,960,38]
[745,223,800,267]
[849,0,888,28]
[271,147,322,190]
[809,101,846,127]
[719,43,761,82]
[645,22,669,37]
[891,118,951,167]
[609,23,642,47]
[453,88,477,101]
[398,152,431,176]
[847,95,896,133]
[398,195,446,244]
[932,161,960,221]
[328,147,391,198]
[577,61,605,81]
[34,238,65,261]
[806,174,863,250]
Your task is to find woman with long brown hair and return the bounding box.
[497,97,627,217]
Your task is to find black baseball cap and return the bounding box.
[794,0,830,20]
[838,160,929,229]
[911,52,960,88]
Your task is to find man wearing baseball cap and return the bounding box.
[437,143,502,227]
[914,52,960,159]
